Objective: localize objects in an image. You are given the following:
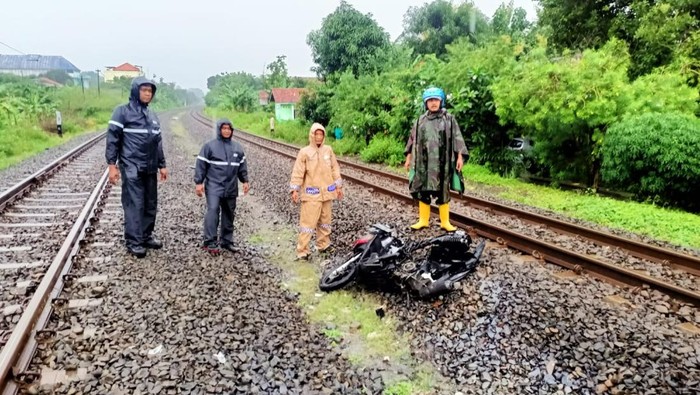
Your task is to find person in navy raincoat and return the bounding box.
[105,77,167,258]
[194,119,250,254]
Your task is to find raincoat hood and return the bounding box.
[309,123,326,147]
[216,118,233,141]
[129,76,157,106]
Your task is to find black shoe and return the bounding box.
[202,244,221,255]
[127,245,147,258]
[144,236,163,249]
[220,244,239,253]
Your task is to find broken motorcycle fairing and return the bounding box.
[319,224,485,298]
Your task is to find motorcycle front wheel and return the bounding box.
[319,253,361,291]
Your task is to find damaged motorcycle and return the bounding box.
[319,223,486,298]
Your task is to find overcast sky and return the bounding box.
[1,0,537,91]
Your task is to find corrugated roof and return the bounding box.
[0,54,80,72]
[271,88,306,104]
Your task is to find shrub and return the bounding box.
[330,135,365,156]
[601,112,700,211]
[360,134,405,166]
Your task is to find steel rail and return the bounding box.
[190,111,700,277]
[0,132,107,212]
[190,111,700,306]
[0,169,110,392]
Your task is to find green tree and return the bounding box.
[205,71,261,112]
[492,39,698,186]
[307,1,391,79]
[299,85,334,126]
[536,0,635,51]
[630,1,700,78]
[438,37,526,174]
[537,0,700,79]
[491,1,532,38]
[400,0,491,57]
[207,73,226,90]
[265,55,290,89]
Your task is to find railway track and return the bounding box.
[190,110,700,308]
[1,111,694,392]
[3,112,388,394]
[0,133,118,392]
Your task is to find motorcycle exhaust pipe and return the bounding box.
[418,240,487,298]
[418,279,453,298]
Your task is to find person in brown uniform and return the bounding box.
[289,123,344,260]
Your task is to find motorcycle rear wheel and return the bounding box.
[319,253,361,291]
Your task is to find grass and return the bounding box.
[0,87,125,170]
[462,163,700,249]
[247,225,441,394]
[322,328,343,343]
[2,86,188,171]
[384,381,414,395]
[208,107,700,250]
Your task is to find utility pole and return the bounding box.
[95,69,101,97]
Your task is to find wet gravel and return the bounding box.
[1,145,106,337]
[0,131,103,191]
[27,111,383,394]
[225,128,700,293]
[199,115,700,394]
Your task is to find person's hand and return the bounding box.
[159,168,168,181]
[195,184,204,197]
[243,182,250,195]
[108,165,120,185]
[337,187,344,200]
[291,190,299,204]
[456,154,464,172]
[404,154,412,172]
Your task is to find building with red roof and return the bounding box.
[104,62,144,82]
[270,88,307,121]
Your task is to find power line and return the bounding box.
[0,40,26,55]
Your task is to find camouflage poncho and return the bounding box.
[405,109,468,203]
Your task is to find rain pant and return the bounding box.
[105,76,164,249]
[194,118,249,247]
[289,123,342,257]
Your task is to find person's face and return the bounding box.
[139,85,153,103]
[220,124,232,139]
[427,98,441,112]
[314,129,325,145]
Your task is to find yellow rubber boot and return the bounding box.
[410,201,431,230]
[439,203,457,232]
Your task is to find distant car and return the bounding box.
[508,137,536,172]
[507,137,534,152]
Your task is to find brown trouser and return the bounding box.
[297,200,332,257]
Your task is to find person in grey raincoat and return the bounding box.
[106,76,167,258]
[194,119,250,254]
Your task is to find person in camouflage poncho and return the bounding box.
[404,87,468,231]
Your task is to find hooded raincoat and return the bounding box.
[105,77,164,249]
[405,109,468,204]
[194,118,249,247]
[289,123,342,257]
